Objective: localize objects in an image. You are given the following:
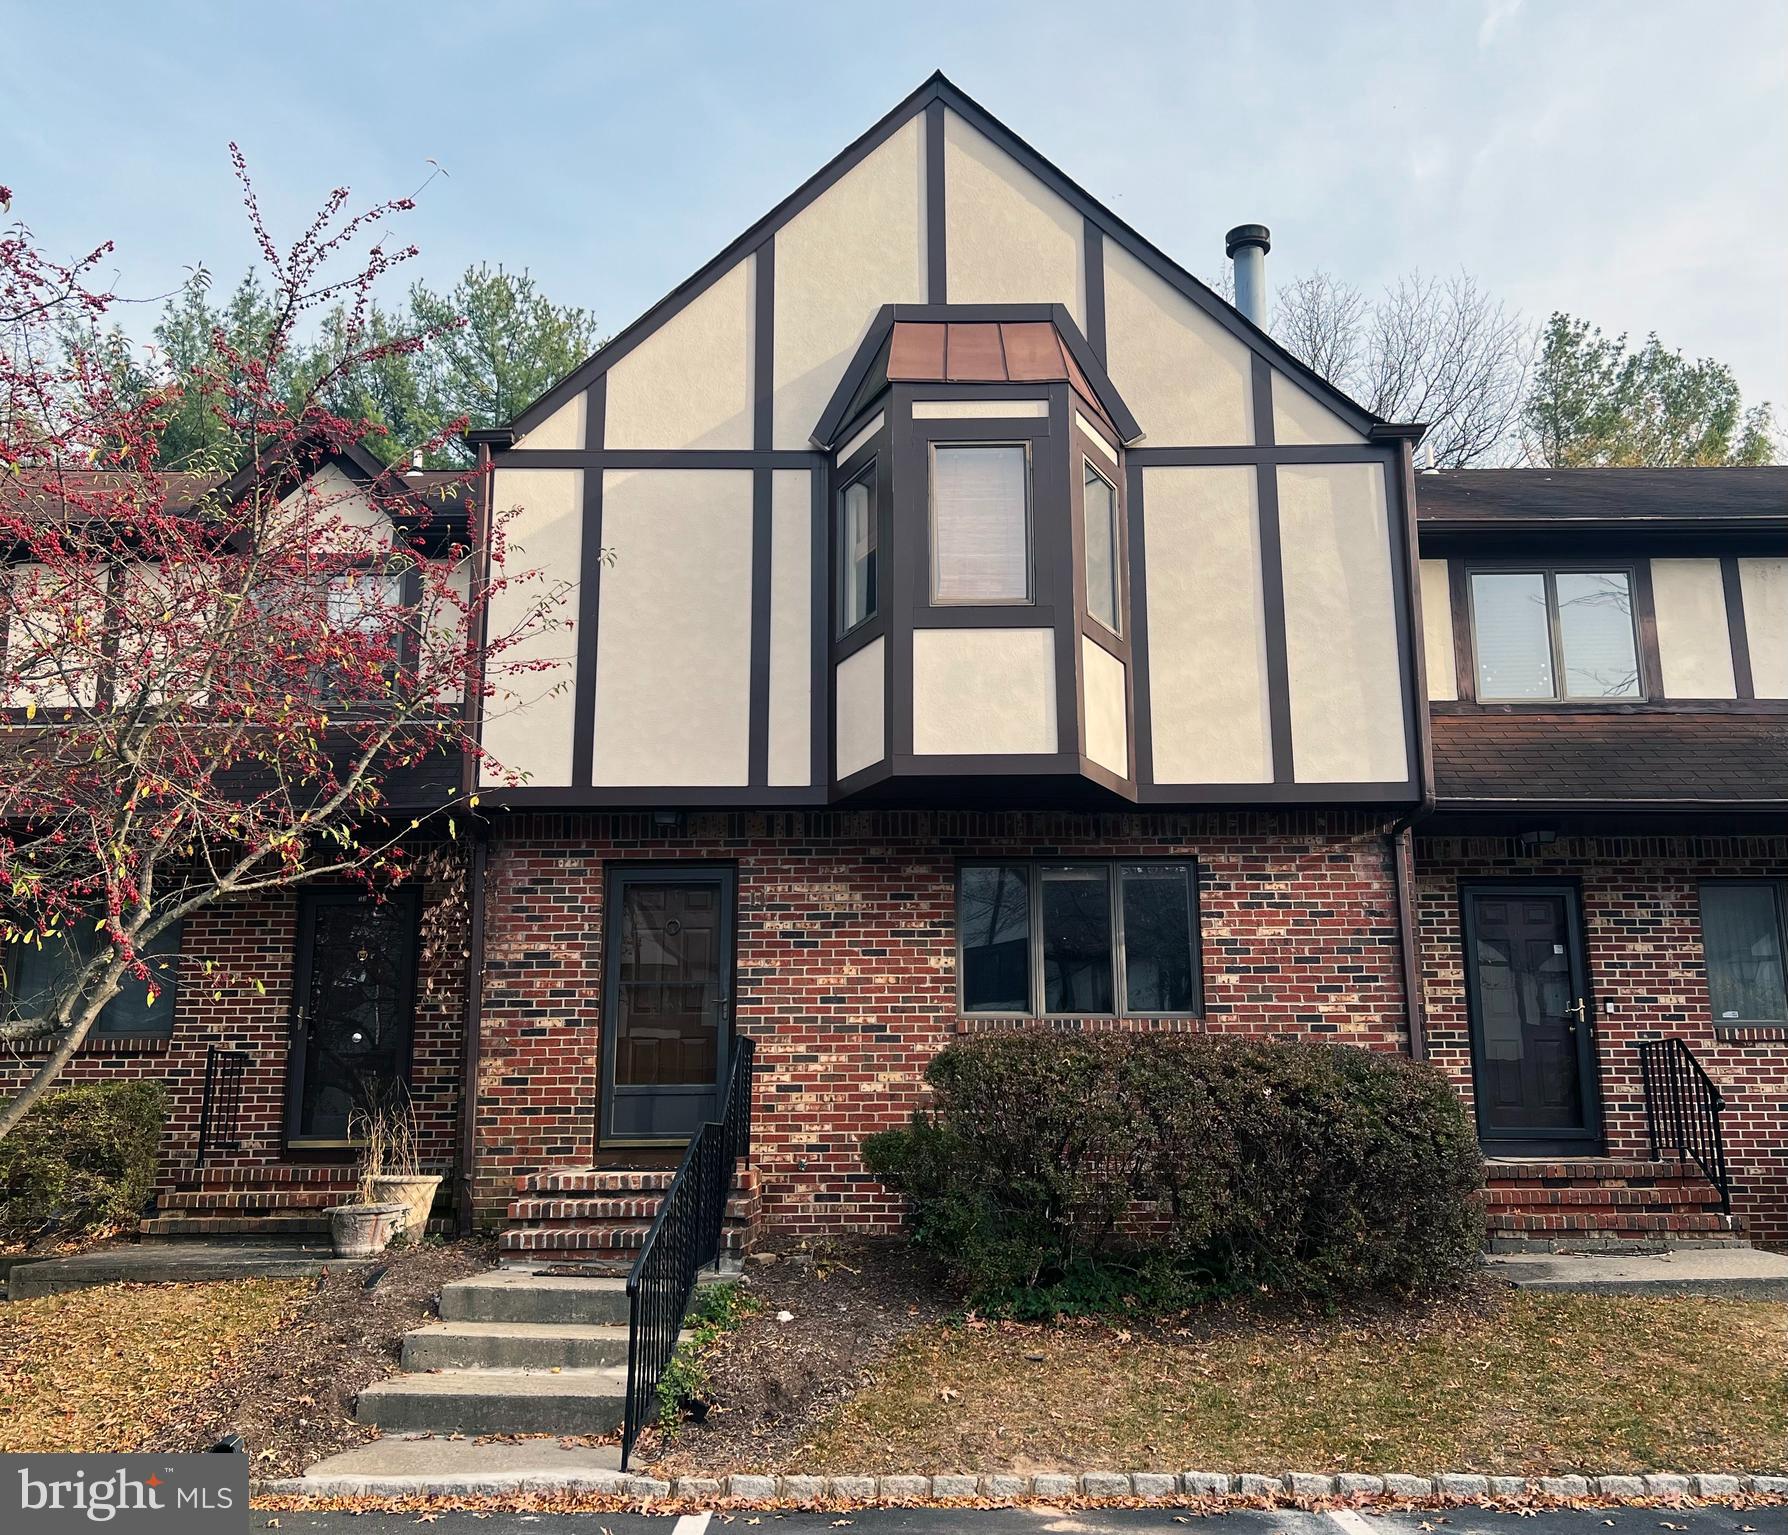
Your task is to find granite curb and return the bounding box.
[252,1467,1788,1503]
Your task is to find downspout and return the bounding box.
[455,435,502,1235]
[1381,425,1435,1062]
[456,828,489,1235]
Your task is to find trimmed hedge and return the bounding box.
[0,1080,167,1244]
[864,1033,1483,1310]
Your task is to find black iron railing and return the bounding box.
[1638,1037,1731,1216]
[195,1044,251,1168]
[620,1034,755,1470]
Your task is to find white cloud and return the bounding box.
[1479,0,1524,48]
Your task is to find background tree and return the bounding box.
[1269,269,1532,467]
[1521,313,1778,467]
[0,161,571,1138]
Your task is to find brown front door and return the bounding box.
[1460,883,1602,1152]
[599,865,735,1145]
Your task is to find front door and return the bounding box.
[600,865,735,1145]
[285,888,421,1148]
[1460,883,1601,1152]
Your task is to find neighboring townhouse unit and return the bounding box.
[4,75,1784,1255]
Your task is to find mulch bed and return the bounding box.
[646,1237,948,1475]
[139,1238,492,1477]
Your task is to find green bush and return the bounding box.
[863,1033,1483,1311]
[0,1080,167,1243]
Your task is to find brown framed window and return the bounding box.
[1468,567,1642,701]
[1699,881,1787,1027]
[5,917,184,1039]
[929,442,1032,604]
[957,858,1201,1018]
[1083,459,1120,635]
[837,459,878,636]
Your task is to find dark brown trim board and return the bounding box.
[747,467,774,788]
[570,377,607,787]
[1254,459,1295,784]
[1448,557,1476,702]
[753,237,775,451]
[1082,220,1106,363]
[1722,555,1756,700]
[926,99,947,303]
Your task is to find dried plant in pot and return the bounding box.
[326,1090,440,1257]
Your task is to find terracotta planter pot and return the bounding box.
[368,1174,441,1238]
[328,1202,409,1259]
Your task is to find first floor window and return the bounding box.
[1700,881,1787,1026]
[5,916,184,1038]
[958,859,1200,1017]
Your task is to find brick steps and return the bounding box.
[1482,1157,1741,1254]
[161,1187,350,1212]
[142,1211,334,1240]
[499,1163,760,1265]
[174,1166,359,1188]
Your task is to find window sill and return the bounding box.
[1712,1025,1788,1044]
[6,1033,174,1058]
[957,1014,1203,1034]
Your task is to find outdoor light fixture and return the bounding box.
[652,809,683,834]
[1516,829,1558,851]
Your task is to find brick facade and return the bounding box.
[1416,831,1788,1246]
[0,870,465,1201]
[471,809,1411,1234]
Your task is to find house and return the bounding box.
[4,74,1784,1258]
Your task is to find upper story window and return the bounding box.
[957,859,1200,1018]
[838,460,878,636]
[930,443,1031,604]
[1470,568,1641,701]
[1699,881,1787,1027]
[1083,459,1120,635]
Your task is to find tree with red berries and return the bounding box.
[0,161,570,1137]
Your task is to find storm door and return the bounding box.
[1460,883,1602,1151]
[599,865,736,1144]
[285,888,421,1147]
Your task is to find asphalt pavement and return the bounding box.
[262,1501,1781,1534]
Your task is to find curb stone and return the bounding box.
[251,1466,1788,1505]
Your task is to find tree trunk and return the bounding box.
[0,1011,99,1140]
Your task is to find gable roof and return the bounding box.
[1415,466,1788,530]
[502,73,1386,444]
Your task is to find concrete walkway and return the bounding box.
[301,1434,623,1490]
[1491,1245,1788,1298]
[6,1241,366,1298]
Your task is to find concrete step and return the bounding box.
[8,1243,351,1298]
[354,1366,627,1435]
[438,1271,632,1327]
[1492,1246,1788,1298]
[287,1436,623,1497]
[400,1320,633,1371]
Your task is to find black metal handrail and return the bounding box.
[195,1044,251,1168]
[621,1034,755,1469]
[1637,1037,1731,1215]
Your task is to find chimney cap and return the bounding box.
[1225,223,1272,258]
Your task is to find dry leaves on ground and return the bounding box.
[0,1278,304,1453]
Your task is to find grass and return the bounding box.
[803,1290,1788,1475]
[0,1279,306,1454]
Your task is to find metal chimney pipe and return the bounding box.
[1225,223,1271,327]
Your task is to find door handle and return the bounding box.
[1565,998,1586,1028]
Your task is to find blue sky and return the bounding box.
[5,1,1785,411]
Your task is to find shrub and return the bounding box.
[863,1033,1482,1310]
[0,1080,167,1244]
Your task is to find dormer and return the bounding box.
[815,305,1144,801]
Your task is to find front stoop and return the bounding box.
[145,1165,359,1243]
[355,1270,643,1437]
[1483,1157,1744,1254]
[498,1164,760,1267]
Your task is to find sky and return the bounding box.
[4,0,1785,413]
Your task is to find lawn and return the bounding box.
[0,1279,305,1454]
[801,1290,1788,1476]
